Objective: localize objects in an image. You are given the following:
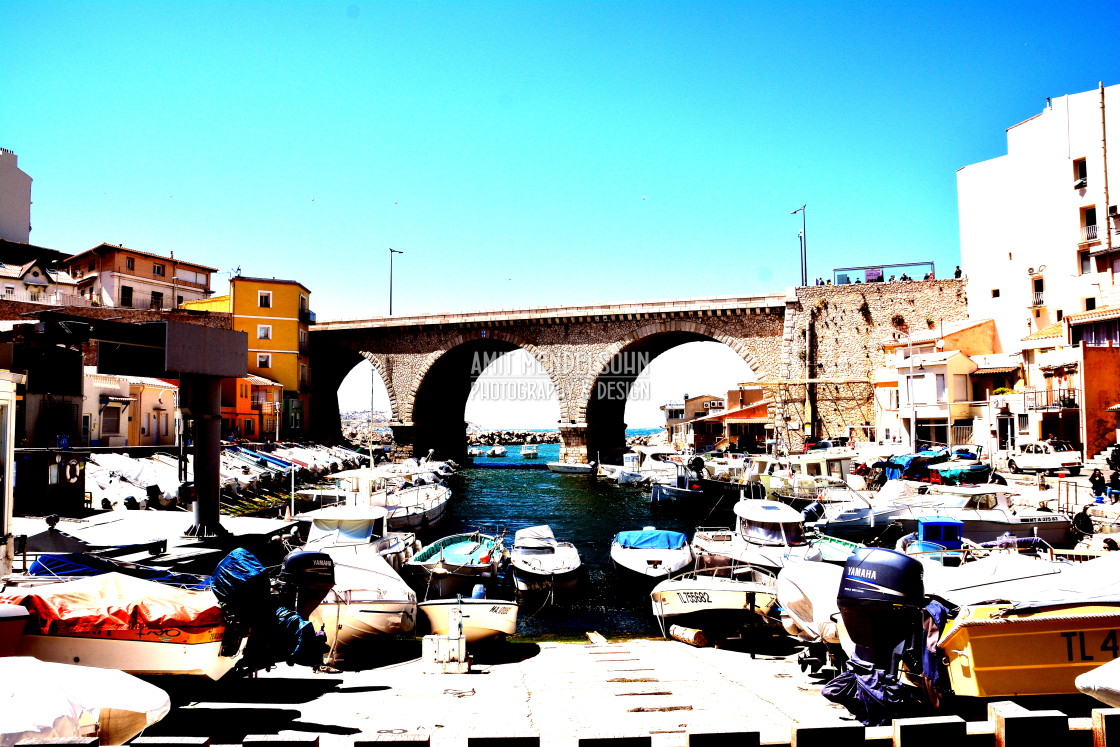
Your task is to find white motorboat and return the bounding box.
[486,446,507,457]
[0,573,244,680]
[404,530,506,599]
[418,593,518,643]
[748,449,865,504]
[321,470,452,532]
[547,461,593,474]
[509,525,582,591]
[467,446,485,457]
[520,444,539,459]
[650,566,778,635]
[610,528,693,578]
[691,500,843,574]
[616,446,681,485]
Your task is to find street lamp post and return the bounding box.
[388,248,404,316]
[790,205,807,286]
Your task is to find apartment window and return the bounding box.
[153,263,165,277]
[102,406,121,434]
[151,291,164,309]
[257,353,271,368]
[3,286,12,296]
[120,285,134,307]
[1080,250,1093,275]
[1074,158,1088,189]
[991,289,1000,298]
[299,294,308,311]
[177,295,184,306]
[258,291,272,308]
[1081,206,1099,242]
[1057,310,1064,321]
[244,419,254,436]
[88,259,95,271]
[125,257,135,270]
[1086,298,1097,311]
[1018,414,1029,432]
[257,325,272,340]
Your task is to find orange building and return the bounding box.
[186,275,312,439]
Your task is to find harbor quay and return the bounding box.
[138,637,1116,747]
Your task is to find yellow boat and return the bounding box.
[939,602,1120,697]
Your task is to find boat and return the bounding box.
[319,469,452,532]
[418,587,518,643]
[486,446,507,457]
[508,525,582,592]
[299,505,420,571]
[520,444,539,459]
[748,449,865,507]
[691,500,845,575]
[0,603,29,656]
[890,484,1071,545]
[650,566,778,637]
[466,446,485,457]
[650,461,706,503]
[616,446,681,486]
[609,528,692,578]
[403,530,506,599]
[0,572,245,680]
[547,461,593,474]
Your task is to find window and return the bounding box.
[258,291,272,308]
[1086,298,1097,311]
[244,419,254,436]
[257,325,272,340]
[991,289,1000,298]
[257,353,271,368]
[151,291,164,309]
[120,285,134,307]
[125,257,135,270]
[935,373,947,402]
[299,294,308,311]
[1018,414,1029,432]
[3,286,12,296]
[1057,310,1064,321]
[153,264,165,277]
[1074,158,1088,189]
[177,295,184,306]
[1080,250,1093,275]
[1081,206,1099,242]
[88,259,95,271]
[102,406,121,434]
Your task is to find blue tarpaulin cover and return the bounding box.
[615,530,688,550]
[28,553,210,590]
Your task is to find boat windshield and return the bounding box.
[741,518,807,546]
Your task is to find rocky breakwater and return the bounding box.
[467,430,561,446]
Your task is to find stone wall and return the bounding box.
[774,279,969,451]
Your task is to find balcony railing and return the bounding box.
[299,309,316,324]
[1,289,95,307]
[1030,291,1044,307]
[1025,388,1080,410]
[1080,224,1100,243]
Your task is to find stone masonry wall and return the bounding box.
[775,279,969,452]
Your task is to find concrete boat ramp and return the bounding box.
[147,638,851,747]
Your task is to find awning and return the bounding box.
[1108,404,1120,413]
[245,374,281,387]
[973,367,1019,374]
[100,396,135,403]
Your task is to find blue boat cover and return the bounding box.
[615,530,688,550]
[28,552,210,590]
[210,547,273,611]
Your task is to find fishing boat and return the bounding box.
[748,449,864,505]
[691,500,842,575]
[508,525,582,591]
[547,461,593,474]
[0,573,244,680]
[418,587,518,643]
[403,530,506,599]
[486,446,507,457]
[609,528,692,579]
[520,444,539,459]
[650,566,778,636]
[467,446,485,457]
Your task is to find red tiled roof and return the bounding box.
[1022,322,1064,341]
[1066,306,1120,325]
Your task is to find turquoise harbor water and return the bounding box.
[433,441,736,639]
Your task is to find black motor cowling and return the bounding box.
[277,550,335,619]
[837,548,925,671]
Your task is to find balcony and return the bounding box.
[1029,291,1045,307]
[1080,224,1100,243]
[299,309,316,324]
[1025,388,1080,411]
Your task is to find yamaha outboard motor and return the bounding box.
[801,501,825,523]
[823,547,933,725]
[276,550,335,619]
[836,547,925,671]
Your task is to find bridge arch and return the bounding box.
[578,320,761,464]
[406,331,559,459]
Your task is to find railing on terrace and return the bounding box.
[1030,291,1044,307]
[950,425,974,445]
[1081,224,1100,242]
[1,289,94,307]
[1025,387,1080,410]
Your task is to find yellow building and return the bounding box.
[185,275,312,438]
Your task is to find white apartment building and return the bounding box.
[958,83,1120,458]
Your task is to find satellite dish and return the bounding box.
[1027,267,1035,275]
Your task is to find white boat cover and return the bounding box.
[1001,552,1120,610]
[0,656,171,747]
[1076,655,1120,707]
[922,553,1071,607]
[513,525,556,549]
[776,560,843,644]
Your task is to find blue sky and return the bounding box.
[4,2,1119,426]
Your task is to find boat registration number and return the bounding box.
[489,606,513,615]
[1060,630,1120,662]
[677,591,711,604]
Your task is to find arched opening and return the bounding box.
[464,349,560,429]
[586,335,755,464]
[413,339,555,459]
[335,357,393,446]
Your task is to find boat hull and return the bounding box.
[312,598,417,650]
[609,545,693,579]
[16,628,242,680]
[418,598,518,643]
[650,574,778,631]
[941,603,1120,697]
[547,462,592,474]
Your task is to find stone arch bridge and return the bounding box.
[310,294,794,463]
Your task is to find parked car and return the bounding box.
[805,436,850,452]
[1006,439,1082,476]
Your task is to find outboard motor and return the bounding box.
[276,550,335,619]
[470,583,487,600]
[801,501,825,523]
[836,547,925,671]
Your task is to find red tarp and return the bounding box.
[0,572,223,634]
